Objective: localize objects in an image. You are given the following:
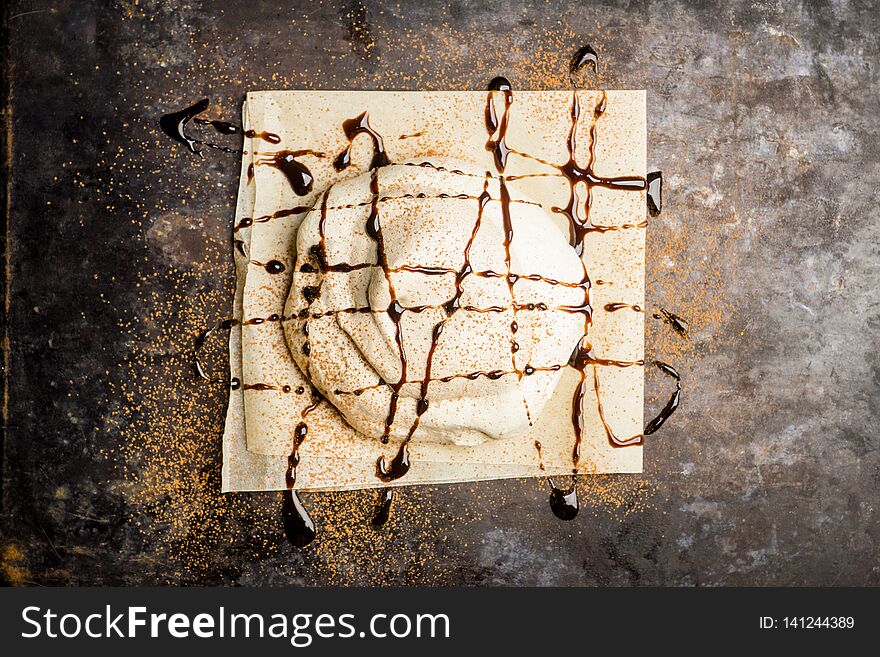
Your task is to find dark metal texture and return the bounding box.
[2,0,878,585]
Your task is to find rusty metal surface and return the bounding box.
[2,0,878,585]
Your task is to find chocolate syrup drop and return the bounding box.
[549,480,579,520]
[371,489,394,527]
[570,45,599,75]
[264,260,286,274]
[653,307,689,337]
[604,302,643,312]
[488,76,512,91]
[190,116,282,149]
[302,285,321,304]
[193,319,241,382]
[244,129,282,144]
[282,490,317,548]
[266,151,315,196]
[159,98,209,155]
[377,442,411,482]
[534,440,545,471]
[647,171,663,217]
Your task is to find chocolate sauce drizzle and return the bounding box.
[381,176,495,472]
[234,194,538,234]
[255,150,324,196]
[278,82,667,488]
[377,442,411,482]
[211,53,683,535]
[282,421,317,547]
[250,259,286,274]
[193,117,240,135]
[595,359,682,447]
[485,77,513,173]
[191,116,283,145]
[160,98,211,155]
[234,206,313,233]
[553,91,647,256]
[334,111,390,171]
[653,307,689,337]
[161,99,282,156]
[193,318,239,382]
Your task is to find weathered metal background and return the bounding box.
[2,0,878,585]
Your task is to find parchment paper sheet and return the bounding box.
[222,90,645,492]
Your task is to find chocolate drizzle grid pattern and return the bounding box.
[235,88,651,485]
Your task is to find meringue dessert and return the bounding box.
[286,159,588,446]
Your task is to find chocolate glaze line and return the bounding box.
[235,381,307,394]
[281,392,324,548]
[554,91,647,256]
[505,173,560,181]
[235,293,600,331]
[498,175,534,425]
[233,187,542,233]
[363,168,408,451]
[548,101,598,471]
[234,206,312,233]
[594,359,681,448]
[191,139,240,155]
[333,356,638,398]
[534,440,545,471]
[193,116,283,145]
[403,161,485,179]
[402,176,493,446]
[485,77,513,173]
[334,111,391,171]
[567,273,594,469]
[298,190,332,369]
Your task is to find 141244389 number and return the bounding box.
[783,617,855,629]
